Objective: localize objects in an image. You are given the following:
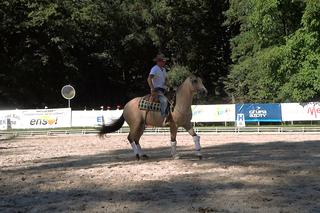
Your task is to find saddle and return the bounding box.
[138,90,175,112]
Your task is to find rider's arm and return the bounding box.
[165,76,169,87]
[147,74,155,91]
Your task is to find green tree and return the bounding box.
[0,0,232,108]
[225,0,320,103]
[278,1,320,101]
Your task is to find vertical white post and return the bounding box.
[69,102,72,128]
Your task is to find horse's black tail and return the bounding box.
[99,114,125,137]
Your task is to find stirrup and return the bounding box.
[162,116,171,126]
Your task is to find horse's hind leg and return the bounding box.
[127,123,147,160]
[134,125,149,160]
[127,133,139,160]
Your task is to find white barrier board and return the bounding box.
[281,102,320,121]
[72,110,128,127]
[191,104,235,122]
[0,110,23,130]
[0,115,5,130]
[20,108,71,128]
[72,111,105,127]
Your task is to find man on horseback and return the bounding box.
[147,53,171,126]
[100,71,207,160]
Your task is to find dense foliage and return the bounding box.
[167,65,191,89]
[1,0,319,108]
[0,0,230,109]
[225,0,320,103]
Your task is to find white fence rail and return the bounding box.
[1,126,320,138]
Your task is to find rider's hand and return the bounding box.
[151,89,157,97]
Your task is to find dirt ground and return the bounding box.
[0,133,320,213]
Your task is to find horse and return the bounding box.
[99,75,208,160]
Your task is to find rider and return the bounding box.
[147,53,170,126]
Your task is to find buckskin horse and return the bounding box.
[99,75,208,160]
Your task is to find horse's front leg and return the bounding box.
[184,123,202,159]
[169,124,179,159]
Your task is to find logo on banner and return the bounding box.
[236,113,246,127]
[249,107,267,118]
[30,116,58,126]
[96,116,104,125]
[0,113,21,126]
[306,105,320,118]
[192,108,203,116]
[216,107,232,116]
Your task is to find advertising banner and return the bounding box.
[235,104,282,122]
[0,115,5,130]
[281,102,320,121]
[0,110,23,130]
[72,111,105,127]
[72,110,127,127]
[191,105,235,122]
[20,108,71,129]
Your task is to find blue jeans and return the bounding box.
[155,88,168,118]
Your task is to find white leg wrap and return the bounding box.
[193,135,201,151]
[170,141,177,156]
[130,143,138,155]
[136,144,143,156]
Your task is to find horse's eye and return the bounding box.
[192,79,198,84]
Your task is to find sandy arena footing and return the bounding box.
[1,134,320,213]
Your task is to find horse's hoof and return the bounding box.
[141,154,149,160]
[198,155,203,160]
[172,155,180,160]
[136,154,140,161]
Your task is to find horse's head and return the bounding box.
[189,75,208,96]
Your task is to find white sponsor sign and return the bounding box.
[236,113,246,127]
[191,104,235,122]
[72,110,128,127]
[0,110,23,130]
[0,115,5,130]
[21,108,71,128]
[72,111,105,127]
[281,102,320,121]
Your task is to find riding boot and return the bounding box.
[162,113,172,126]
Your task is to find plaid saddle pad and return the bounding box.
[138,98,161,111]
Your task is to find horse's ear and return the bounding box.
[190,75,196,80]
[195,73,203,80]
[190,75,198,84]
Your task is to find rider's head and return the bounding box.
[153,53,167,68]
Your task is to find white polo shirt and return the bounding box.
[150,65,167,89]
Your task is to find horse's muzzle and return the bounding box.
[199,88,208,96]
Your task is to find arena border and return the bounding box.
[1,126,320,138]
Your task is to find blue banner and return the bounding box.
[236,104,282,122]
